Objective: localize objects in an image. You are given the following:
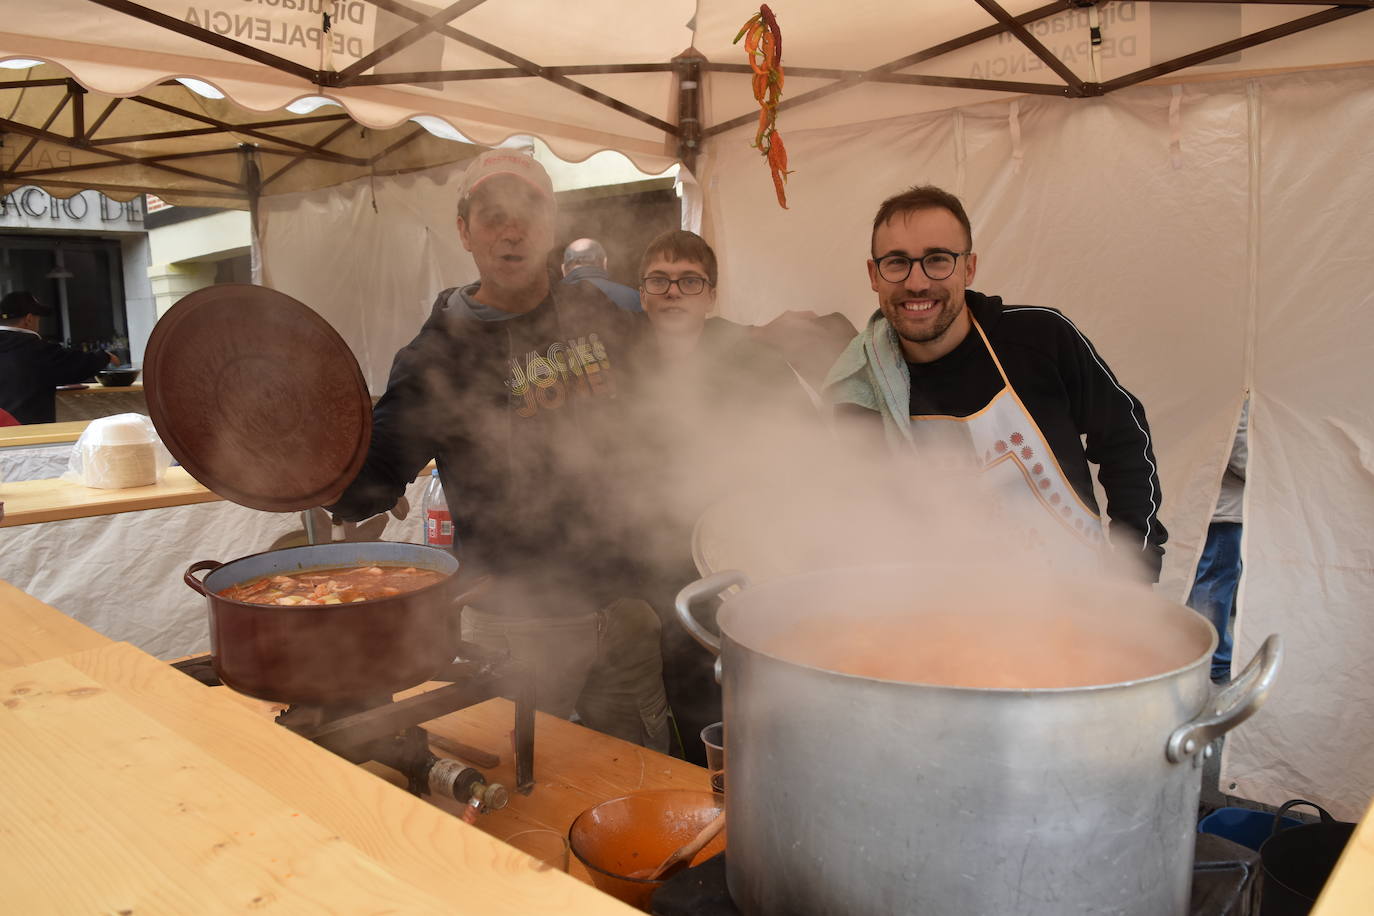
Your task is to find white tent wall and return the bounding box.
[259,158,478,392]
[699,66,1372,815]
[1224,66,1374,822]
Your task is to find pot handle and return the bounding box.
[674,570,750,656]
[183,560,224,596]
[1166,633,1283,763]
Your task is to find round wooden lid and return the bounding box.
[143,284,371,512]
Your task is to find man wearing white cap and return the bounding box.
[331,149,669,752]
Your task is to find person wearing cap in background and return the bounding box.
[328,149,670,752]
[560,237,642,312]
[0,290,119,424]
[824,185,1167,581]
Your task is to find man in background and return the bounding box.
[1188,400,1247,682]
[561,237,642,312]
[0,290,118,424]
[329,150,668,751]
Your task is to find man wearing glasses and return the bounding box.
[824,185,1166,580]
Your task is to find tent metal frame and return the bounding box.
[3,0,1370,198]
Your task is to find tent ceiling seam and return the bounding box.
[357,0,678,136]
[367,124,427,166]
[0,113,244,189]
[85,97,122,143]
[128,94,370,166]
[972,0,1088,95]
[82,0,320,83]
[14,146,242,178]
[336,0,489,82]
[261,120,358,189]
[1100,5,1371,91]
[343,63,679,87]
[5,91,71,177]
[91,113,352,147]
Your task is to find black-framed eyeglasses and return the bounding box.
[873,250,970,283]
[641,275,712,295]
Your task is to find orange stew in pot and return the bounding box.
[219,566,445,606]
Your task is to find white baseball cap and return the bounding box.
[457,148,554,204]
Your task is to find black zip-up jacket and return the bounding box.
[840,291,1167,578]
[0,330,112,424]
[329,278,646,615]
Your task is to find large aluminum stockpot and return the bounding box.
[676,565,1282,916]
[184,541,461,706]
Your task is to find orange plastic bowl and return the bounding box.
[568,789,726,910]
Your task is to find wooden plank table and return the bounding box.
[0,420,91,448]
[218,686,716,887]
[0,578,112,670]
[0,641,638,914]
[1312,797,1374,915]
[0,466,222,527]
[408,694,714,883]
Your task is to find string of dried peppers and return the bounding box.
[734,4,790,209]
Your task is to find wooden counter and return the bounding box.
[0,590,639,913]
[6,581,1368,912]
[0,419,91,447]
[55,383,148,422]
[0,578,112,670]
[58,382,145,395]
[1312,797,1374,915]
[0,465,221,527]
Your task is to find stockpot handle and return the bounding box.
[674,570,750,656]
[1166,633,1283,763]
[184,560,224,596]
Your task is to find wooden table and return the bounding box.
[6,581,1368,913]
[0,584,641,914]
[399,694,713,884]
[0,420,91,448]
[0,465,221,527]
[0,578,113,670]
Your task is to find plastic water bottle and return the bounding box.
[422,468,453,547]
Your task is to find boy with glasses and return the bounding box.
[824,185,1167,581]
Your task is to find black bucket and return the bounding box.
[1259,799,1355,915]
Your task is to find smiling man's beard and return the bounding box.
[885,289,962,344]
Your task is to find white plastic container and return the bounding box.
[67,413,171,489]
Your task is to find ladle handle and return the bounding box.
[674,570,750,656]
[183,559,224,596]
[1166,633,1283,763]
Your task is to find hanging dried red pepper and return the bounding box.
[734,4,790,209]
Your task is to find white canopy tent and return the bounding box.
[1,0,1371,818]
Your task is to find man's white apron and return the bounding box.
[907,316,1103,571]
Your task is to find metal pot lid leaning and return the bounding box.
[143,283,371,512]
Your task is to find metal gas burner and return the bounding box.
[173,644,535,813]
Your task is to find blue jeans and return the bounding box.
[1187,521,1242,682]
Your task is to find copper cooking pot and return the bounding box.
[184,541,461,706]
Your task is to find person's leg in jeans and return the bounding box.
[576,598,671,752]
[1186,522,1242,682]
[462,608,599,718]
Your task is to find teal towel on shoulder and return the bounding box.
[821,311,914,450]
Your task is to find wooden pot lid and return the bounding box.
[144,284,371,512]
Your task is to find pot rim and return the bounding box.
[199,540,460,610]
[717,563,1218,695]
